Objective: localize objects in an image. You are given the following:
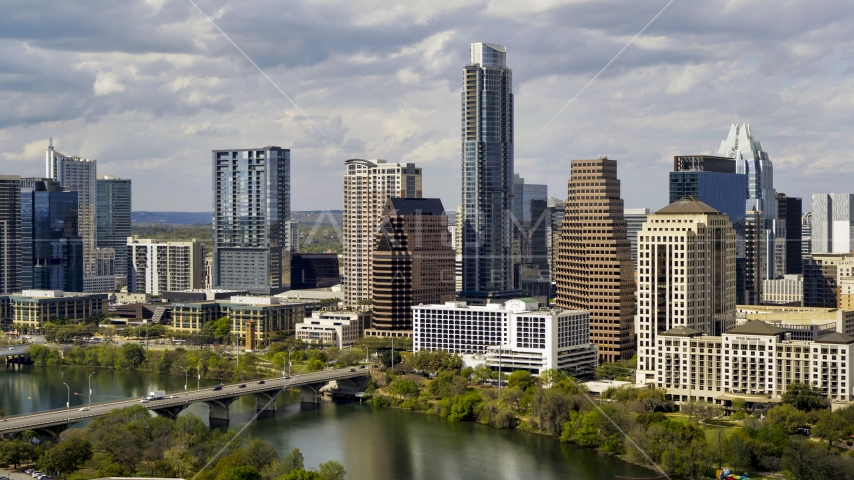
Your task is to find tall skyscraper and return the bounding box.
[555,158,635,362]
[802,213,813,256]
[460,42,514,295]
[0,175,21,293]
[717,124,779,280]
[670,154,751,303]
[96,175,132,281]
[635,197,737,384]
[343,159,422,306]
[370,198,456,335]
[46,140,97,286]
[20,178,83,291]
[512,174,549,294]
[212,147,290,294]
[777,193,803,275]
[745,209,764,305]
[625,208,650,263]
[811,193,854,254]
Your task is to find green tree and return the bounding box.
[379,350,402,368]
[117,342,145,369]
[392,379,419,400]
[218,466,262,480]
[282,471,321,480]
[305,359,325,372]
[0,439,37,468]
[782,381,830,412]
[765,404,808,434]
[471,365,493,385]
[506,370,536,391]
[812,411,851,447]
[38,434,93,478]
[318,460,346,480]
[447,390,483,422]
[282,448,305,473]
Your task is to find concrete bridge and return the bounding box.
[0,368,370,440]
[2,345,31,364]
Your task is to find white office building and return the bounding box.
[812,193,854,254]
[413,298,597,375]
[127,238,204,295]
[295,310,370,348]
[762,274,803,306]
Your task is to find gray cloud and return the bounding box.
[0,0,852,212]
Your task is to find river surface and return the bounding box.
[1,364,654,480]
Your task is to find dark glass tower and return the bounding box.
[0,175,21,293]
[96,176,132,278]
[20,178,83,291]
[461,42,514,295]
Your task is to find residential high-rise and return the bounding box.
[635,197,737,384]
[127,238,204,295]
[811,193,854,254]
[625,208,650,263]
[460,42,515,295]
[46,140,98,286]
[370,198,455,335]
[212,147,290,295]
[670,154,750,304]
[717,124,779,280]
[555,158,635,362]
[777,193,803,275]
[20,178,83,291]
[745,209,764,304]
[343,159,422,306]
[0,175,21,294]
[96,175,132,281]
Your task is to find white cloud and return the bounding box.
[93,72,126,96]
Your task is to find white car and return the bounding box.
[139,398,149,403]
[168,395,179,399]
[79,407,89,411]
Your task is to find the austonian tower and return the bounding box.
[460,42,515,297]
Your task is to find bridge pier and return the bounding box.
[253,392,278,413]
[34,424,69,443]
[205,397,237,424]
[299,385,325,404]
[152,404,188,420]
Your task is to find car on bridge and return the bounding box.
[79,407,89,411]
[212,384,223,391]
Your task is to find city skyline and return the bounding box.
[0,2,852,213]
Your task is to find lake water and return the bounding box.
[1,364,655,479]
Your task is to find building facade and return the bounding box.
[46,140,98,285]
[762,274,803,306]
[343,159,422,306]
[802,212,812,256]
[635,197,738,384]
[5,290,108,331]
[371,198,455,335]
[804,253,853,308]
[555,158,635,362]
[290,253,340,289]
[0,175,21,294]
[20,178,83,292]
[295,310,371,348]
[777,193,803,276]
[460,42,515,295]
[625,208,650,264]
[96,175,131,280]
[811,193,854,254]
[654,322,854,404]
[737,304,854,338]
[212,147,290,294]
[127,238,204,295]
[717,124,779,281]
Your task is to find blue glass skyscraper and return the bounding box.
[461,42,514,295]
[20,178,83,291]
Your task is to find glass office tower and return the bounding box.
[20,178,83,291]
[461,42,515,295]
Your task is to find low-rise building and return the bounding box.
[414,298,597,375]
[737,304,854,338]
[295,310,371,348]
[654,321,854,405]
[2,290,108,331]
[169,296,311,349]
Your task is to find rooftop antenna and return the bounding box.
[49,137,53,149]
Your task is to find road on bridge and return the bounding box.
[0,367,370,436]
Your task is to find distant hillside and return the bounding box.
[133,211,212,225]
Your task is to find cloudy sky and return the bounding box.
[1,0,852,213]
